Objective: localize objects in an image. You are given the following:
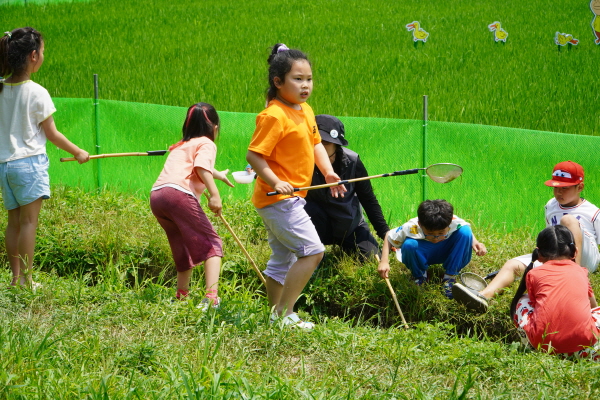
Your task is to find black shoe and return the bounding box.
[452,283,489,313]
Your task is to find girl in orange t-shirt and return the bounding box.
[246,43,346,330]
[511,225,600,360]
[151,102,232,309]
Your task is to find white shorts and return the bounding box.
[513,224,599,273]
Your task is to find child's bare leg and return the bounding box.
[203,256,221,293]
[9,199,43,286]
[479,259,526,299]
[6,208,22,286]
[266,276,283,308]
[560,215,582,265]
[177,269,193,294]
[274,253,323,317]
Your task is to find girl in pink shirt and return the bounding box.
[150,102,232,309]
[511,225,600,360]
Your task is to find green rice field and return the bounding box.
[1,0,599,136]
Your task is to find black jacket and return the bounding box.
[306,147,389,241]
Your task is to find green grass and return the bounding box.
[1,0,599,135]
[1,186,600,398]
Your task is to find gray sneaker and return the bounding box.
[452,283,488,313]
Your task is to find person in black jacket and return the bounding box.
[305,115,389,259]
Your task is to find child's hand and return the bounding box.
[207,195,222,216]
[325,172,347,198]
[75,150,90,164]
[273,180,295,196]
[472,240,487,256]
[378,261,390,279]
[213,169,234,188]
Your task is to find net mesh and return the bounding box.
[47,98,600,232]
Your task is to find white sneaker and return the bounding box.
[197,297,220,312]
[270,312,315,330]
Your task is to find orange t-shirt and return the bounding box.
[249,100,320,209]
[152,136,216,198]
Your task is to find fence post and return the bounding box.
[93,74,101,190]
[422,95,428,202]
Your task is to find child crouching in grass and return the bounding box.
[377,199,487,298]
[511,225,600,360]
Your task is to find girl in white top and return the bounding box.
[0,28,89,288]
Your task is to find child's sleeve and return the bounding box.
[593,210,600,245]
[33,86,56,125]
[248,114,283,156]
[387,226,407,248]
[193,140,216,176]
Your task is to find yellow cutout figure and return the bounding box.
[591,0,600,44]
[555,32,579,46]
[488,22,508,42]
[406,21,429,42]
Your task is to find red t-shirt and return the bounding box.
[525,259,599,353]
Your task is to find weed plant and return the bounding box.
[1,186,600,398]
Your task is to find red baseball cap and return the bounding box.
[544,161,584,187]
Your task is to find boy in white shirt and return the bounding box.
[453,160,600,312]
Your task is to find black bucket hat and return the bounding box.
[316,114,348,146]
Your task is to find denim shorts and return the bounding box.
[0,154,50,210]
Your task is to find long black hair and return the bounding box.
[181,102,219,143]
[266,43,310,103]
[509,225,576,316]
[0,27,43,93]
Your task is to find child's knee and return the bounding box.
[456,225,472,240]
[559,214,579,230]
[401,238,419,253]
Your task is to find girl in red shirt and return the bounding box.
[511,225,600,360]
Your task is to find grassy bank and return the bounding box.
[1,186,599,398]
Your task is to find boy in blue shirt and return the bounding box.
[377,199,487,298]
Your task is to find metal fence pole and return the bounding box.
[93,74,101,189]
[422,95,428,202]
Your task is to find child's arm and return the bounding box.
[314,143,346,198]
[377,232,392,279]
[590,295,598,309]
[41,116,89,164]
[472,234,487,256]
[212,168,234,188]
[246,150,294,195]
[196,167,222,216]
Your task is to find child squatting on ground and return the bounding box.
[150,102,233,310]
[377,199,487,299]
[0,28,90,288]
[453,161,600,313]
[246,43,345,330]
[510,225,600,360]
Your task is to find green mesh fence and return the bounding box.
[48,98,600,232]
